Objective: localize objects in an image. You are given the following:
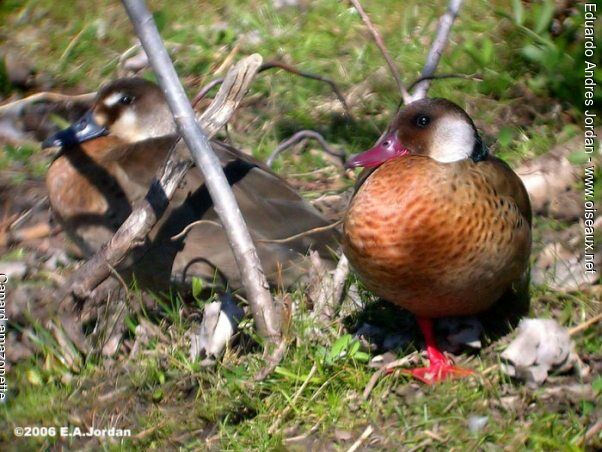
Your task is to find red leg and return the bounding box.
[404,317,474,384]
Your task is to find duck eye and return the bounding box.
[415,114,430,128]
[119,95,134,105]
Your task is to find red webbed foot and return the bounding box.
[405,361,474,385]
[405,317,475,385]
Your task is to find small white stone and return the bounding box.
[468,415,488,433]
[0,261,28,280]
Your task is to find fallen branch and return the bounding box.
[265,130,346,168]
[349,0,407,100]
[122,0,281,343]
[406,0,464,102]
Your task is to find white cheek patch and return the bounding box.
[112,109,146,141]
[103,92,124,108]
[429,116,476,163]
[118,109,137,127]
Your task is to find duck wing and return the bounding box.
[132,139,339,290]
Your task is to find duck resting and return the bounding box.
[43,78,339,294]
[343,98,531,384]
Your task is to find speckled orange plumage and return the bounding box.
[343,154,531,318]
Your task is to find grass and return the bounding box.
[1,0,600,449]
[2,291,599,449]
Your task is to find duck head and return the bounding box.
[42,78,175,149]
[346,98,488,168]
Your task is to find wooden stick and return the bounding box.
[121,0,281,343]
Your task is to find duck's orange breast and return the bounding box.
[343,155,531,317]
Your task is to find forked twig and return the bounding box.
[407,0,464,102]
[323,0,466,326]
[349,0,407,100]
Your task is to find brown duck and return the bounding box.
[343,98,531,383]
[43,78,338,293]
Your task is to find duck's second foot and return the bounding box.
[404,316,474,385]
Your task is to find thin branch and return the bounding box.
[0,92,96,115]
[349,0,408,100]
[192,60,352,119]
[170,219,222,241]
[121,0,281,343]
[266,130,346,167]
[406,0,464,102]
[258,219,342,245]
[347,425,374,452]
[192,79,224,106]
[261,61,352,118]
[568,313,602,336]
[406,72,482,93]
[252,336,288,381]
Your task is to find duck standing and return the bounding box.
[43,78,339,293]
[343,98,531,383]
